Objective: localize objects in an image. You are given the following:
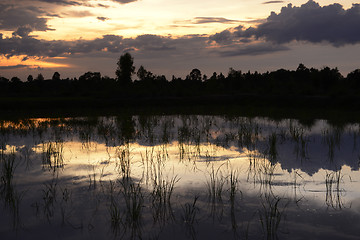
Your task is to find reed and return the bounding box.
[259,194,287,240]
[42,140,64,171]
[119,178,144,237]
[116,144,132,179]
[325,170,344,209]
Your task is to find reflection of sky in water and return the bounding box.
[1,116,360,239]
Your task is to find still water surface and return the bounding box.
[0,115,359,239]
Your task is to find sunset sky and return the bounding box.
[0,0,359,80]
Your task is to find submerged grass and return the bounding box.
[259,194,288,240]
[42,140,64,171]
[325,170,345,209]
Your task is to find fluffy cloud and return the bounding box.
[215,43,289,57]
[210,1,360,48]
[0,4,51,31]
[246,1,360,46]
[0,34,208,58]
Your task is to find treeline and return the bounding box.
[1,56,360,99]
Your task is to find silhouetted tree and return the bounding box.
[27,75,33,82]
[10,77,21,83]
[187,68,202,81]
[79,72,101,82]
[36,73,44,81]
[116,52,135,84]
[0,77,9,83]
[52,72,61,81]
[137,65,154,82]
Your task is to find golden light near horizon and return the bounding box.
[0,55,71,71]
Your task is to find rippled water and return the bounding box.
[0,115,359,239]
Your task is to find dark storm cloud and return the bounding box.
[210,1,360,47]
[193,17,240,24]
[216,43,289,57]
[97,17,109,21]
[209,30,233,44]
[262,1,284,4]
[0,4,51,31]
[12,27,33,37]
[247,1,360,46]
[0,33,209,59]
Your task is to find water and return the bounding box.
[0,115,359,239]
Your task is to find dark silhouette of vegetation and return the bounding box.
[116,52,135,85]
[1,53,360,111]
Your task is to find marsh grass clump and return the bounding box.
[322,128,342,162]
[237,119,260,151]
[107,181,123,236]
[42,178,58,222]
[149,148,178,224]
[206,164,227,220]
[266,133,278,164]
[325,170,346,209]
[116,144,132,179]
[259,194,288,240]
[229,169,240,203]
[289,123,309,161]
[247,155,277,189]
[206,164,226,203]
[0,149,23,230]
[150,173,179,224]
[42,141,65,171]
[119,178,144,238]
[1,149,16,197]
[181,196,199,240]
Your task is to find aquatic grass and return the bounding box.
[182,195,199,225]
[149,148,178,224]
[206,164,226,203]
[266,133,278,164]
[259,194,288,240]
[325,170,345,209]
[116,144,132,179]
[0,149,23,230]
[119,178,144,238]
[289,123,309,161]
[41,140,65,171]
[150,174,179,224]
[140,147,155,185]
[107,181,123,236]
[237,119,260,151]
[229,168,240,203]
[247,155,277,189]
[322,128,342,162]
[42,178,58,222]
[181,196,199,240]
[88,165,97,190]
[206,163,226,221]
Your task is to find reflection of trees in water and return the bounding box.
[1,116,360,239]
[322,127,343,163]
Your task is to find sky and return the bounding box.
[0,0,360,80]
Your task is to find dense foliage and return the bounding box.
[1,55,360,99]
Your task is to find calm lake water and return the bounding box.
[0,115,360,239]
